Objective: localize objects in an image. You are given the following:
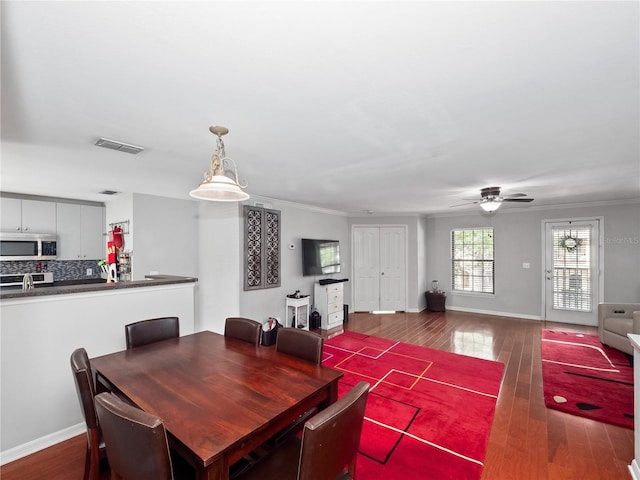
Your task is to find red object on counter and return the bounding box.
[107,241,117,264]
[112,226,124,249]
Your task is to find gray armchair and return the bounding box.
[598,303,640,355]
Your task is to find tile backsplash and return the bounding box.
[0,260,102,280]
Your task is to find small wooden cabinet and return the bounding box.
[425,291,446,312]
[314,282,344,330]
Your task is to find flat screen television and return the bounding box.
[301,238,341,276]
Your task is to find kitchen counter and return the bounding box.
[0,275,197,300]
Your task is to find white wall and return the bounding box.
[131,193,199,280]
[196,201,242,333]
[425,201,640,319]
[104,193,199,281]
[105,192,134,253]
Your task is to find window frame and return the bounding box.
[451,227,495,295]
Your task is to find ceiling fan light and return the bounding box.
[480,200,502,212]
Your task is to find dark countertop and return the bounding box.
[0,275,197,300]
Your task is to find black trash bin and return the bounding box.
[343,304,349,323]
[261,319,281,346]
[309,310,321,329]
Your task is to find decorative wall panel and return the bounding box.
[244,206,280,290]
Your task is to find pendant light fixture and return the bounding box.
[189,126,249,202]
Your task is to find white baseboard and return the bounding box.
[629,459,640,480]
[0,423,85,466]
[445,305,542,321]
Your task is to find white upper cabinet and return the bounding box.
[0,198,56,233]
[80,205,106,260]
[56,203,105,260]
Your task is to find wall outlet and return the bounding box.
[522,262,530,269]
[86,268,93,275]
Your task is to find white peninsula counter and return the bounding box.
[0,275,197,463]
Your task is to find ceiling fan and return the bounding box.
[451,186,534,212]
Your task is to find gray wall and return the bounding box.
[193,198,350,333]
[131,193,199,280]
[238,199,350,325]
[425,201,640,319]
[104,196,639,330]
[105,193,199,281]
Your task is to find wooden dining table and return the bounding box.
[90,330,343,480]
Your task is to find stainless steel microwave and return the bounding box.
[0,232,57,261]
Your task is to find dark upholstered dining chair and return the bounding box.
[125,316,180,349]
[95,392,175,480]
[235,381,370,480]
[224,317,262,346]
[70,348,106,480]
[267,328,326,446]
[276,328,324,365]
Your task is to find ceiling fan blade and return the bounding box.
[503,198,534,202]
[450,201,479,208]
[502,193,527,198]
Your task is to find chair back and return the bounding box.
[71,348,98,428]
[95,392,174,480]
[298,381,369,480]
[276,328,324,365]
[224,317,262,346]
[125,316,180,349]
[71,348,104,480]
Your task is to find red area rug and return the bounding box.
[541,329,634,429]
[322,331,504,480]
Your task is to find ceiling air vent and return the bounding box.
[95,137,144,154]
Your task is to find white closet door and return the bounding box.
[380,227,406,311]
[353,226,406,312]
[353,227,380,312]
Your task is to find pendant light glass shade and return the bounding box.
[189,126,249,202]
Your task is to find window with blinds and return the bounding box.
[451,228,494,294]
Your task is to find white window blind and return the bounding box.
[451,228,494,294]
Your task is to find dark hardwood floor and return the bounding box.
[1,310,633,480]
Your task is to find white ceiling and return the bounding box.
[1,1,638,215]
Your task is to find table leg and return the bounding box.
[195,458,227,480]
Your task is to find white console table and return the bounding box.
[629,333,640,480]
[285,296,310,330]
